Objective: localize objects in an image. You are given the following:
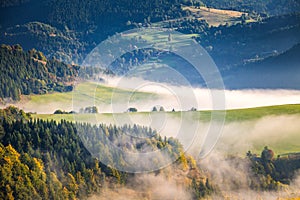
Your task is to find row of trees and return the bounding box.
[79,106,98,114]
[53,106,197,114]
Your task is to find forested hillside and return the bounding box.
[247,147,300,189]
[0,106,214,199]
[1,107,300,199]
[106,13,300,88]
[1,0,299,76]
[196,13,300,71]
[0,0,189,63]
[0,44,78,101]
[0,0,299,67]
[1,22,85,63]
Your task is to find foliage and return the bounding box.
[127,107,138,112]
[0,44,78,100]
[0,22,85,64]
[54,110,75,114]
[163,18,209,34]
[79,106,98,114]
[0,144,51,200]
[247,147,300,190]
[190,178,213,199]
[0,107,213,199]
[0,0,188,63]
[196,13,300,72]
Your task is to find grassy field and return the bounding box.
[182,6,256,26]
[14,82,157,113]
[33,104,300,125]
[33,104,300,155]
[224,104,300,121]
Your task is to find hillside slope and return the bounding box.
[0,44,78,101]
[0,0,188,63]
[225,43,300,89]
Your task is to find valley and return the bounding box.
[1,0,300,199]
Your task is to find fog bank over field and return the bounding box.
[130,114,300,157]
[85,113,300,200]
[213,115,300,154]
[6,76,300,114]
[101,76,300,112]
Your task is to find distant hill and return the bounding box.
[1,22,85,63]
[1,1,299,90]
[197,13,300,71]
[201,0,300,16]
[0,0,188,63]
[224,43,300,89]
[1,1,299,69]
[0,44,79,101]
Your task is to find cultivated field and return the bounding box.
[182,6,255,26]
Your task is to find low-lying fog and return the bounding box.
[7,76,300,199]
[82,77,300,199]
[99,76,300,112]
[7,76,300,114]
[85,113,300,200]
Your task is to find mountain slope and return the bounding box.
[0,0,188,63]
[225,43,300,89]
[198,13,300,71]
[0,44,78,101]
[0,106,213,199]
[1,1,299,90]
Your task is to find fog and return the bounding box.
[3,76,300,199]
[206,115,300,155]
[200,152,300,200]
[88,174,191,200]
[84,114,300,199]
[4,75,300,114]
[96,75,300,112]
[189,115,300,199]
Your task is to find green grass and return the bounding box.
[225,104,300,122]
[32,104,300,155]
[18,82,157,113]
[124,29,198,48]
[33,104,300,123]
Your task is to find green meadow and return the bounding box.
[33,104,300,124]
[17,82,157,113]
[33,104,300,155]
